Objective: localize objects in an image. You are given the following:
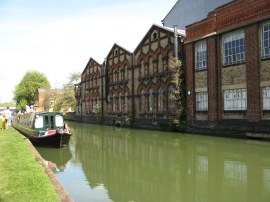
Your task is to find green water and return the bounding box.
[37,122,270,202]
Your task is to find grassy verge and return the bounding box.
[0,127,60,202]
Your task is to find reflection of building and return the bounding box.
[74,24,185,129]
[68,122,270,202]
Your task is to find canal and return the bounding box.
[36,121,270,202]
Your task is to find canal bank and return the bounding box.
[0,128,73,202]
[65,113,270,141]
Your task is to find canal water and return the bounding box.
[36,121,270,202]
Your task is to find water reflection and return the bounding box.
[49,122,270,202]
[36,146,72,173]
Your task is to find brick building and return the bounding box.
[74,24,185,129]
[185,0,270,136]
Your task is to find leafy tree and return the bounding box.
[53,72,81,113]
[169,57,186,130]
[14,71,50,110]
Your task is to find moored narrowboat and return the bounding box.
[12,112,71,148]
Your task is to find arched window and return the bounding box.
[168,85,174,112]
[149,88,154,112]
[119,93,122,112]
[124,92,128,113]
[140,60,144,78]
[158,54,163,73]
[113,93,116,113]
[141,89,145,112]
[149,57,153,76]
[158,88,163,112]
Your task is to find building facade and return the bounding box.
[185,0,270,135]
[74,24,185,130]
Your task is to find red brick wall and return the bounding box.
[186,0,270,42]
[245,24,261,122]
[185,43,195,121]
[207,36,220,121]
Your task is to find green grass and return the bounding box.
[0,127,60,202]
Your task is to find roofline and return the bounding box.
[134,23,185,54]
[161,0,180,23]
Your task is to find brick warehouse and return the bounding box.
[185,0,270,137]
[73,24,185,130]
[71,0,270,137]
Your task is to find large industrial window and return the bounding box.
[195,40,207,70]
[224,89,247,111]
[262,22,270,59]
[196,92,208,111]
[223,30,245,66]
[262,86,270,110]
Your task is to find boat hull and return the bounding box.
[12,123,71,148]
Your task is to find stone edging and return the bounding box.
[22,136,74,202]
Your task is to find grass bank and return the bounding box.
[0,127,60,202]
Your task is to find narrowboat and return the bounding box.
[12,112,71,148]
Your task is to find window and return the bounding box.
[113,94,116,112]
[119,93,122,112]
[158,54,163,73]
[124,92,128,113]
[34,115,43,128]
[149,89,154,112]
[224,89,247,111]
[55,115,64,127]
[262,22,270,59]
[196,92,208,111]
[262,86,270,110]
[158,88,163,112]
[223,30,245,66]
[195,40,207,70]
[141,90,145,112]
[168,85,174,112]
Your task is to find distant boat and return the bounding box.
[12,112,72,148]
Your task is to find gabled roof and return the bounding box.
[82,57,102,75]
[105,43,132,61]
[134,24,185,54]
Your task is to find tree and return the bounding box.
[169,57,186,130]
[14,71,50,110]
[53,72,81,113]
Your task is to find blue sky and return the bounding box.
[0,0,176,102]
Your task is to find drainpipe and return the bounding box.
[173,25,178,59]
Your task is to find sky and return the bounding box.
[0,0,177,103]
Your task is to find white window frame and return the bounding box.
[262,22,270,59]
[195,40,207,70]
[224,89,247,111]
[223,30,245,66]
[262,86,270,110]
[196,92,208,111]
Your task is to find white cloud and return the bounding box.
[0,0,176,102]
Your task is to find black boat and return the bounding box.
[12,112,71,148]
